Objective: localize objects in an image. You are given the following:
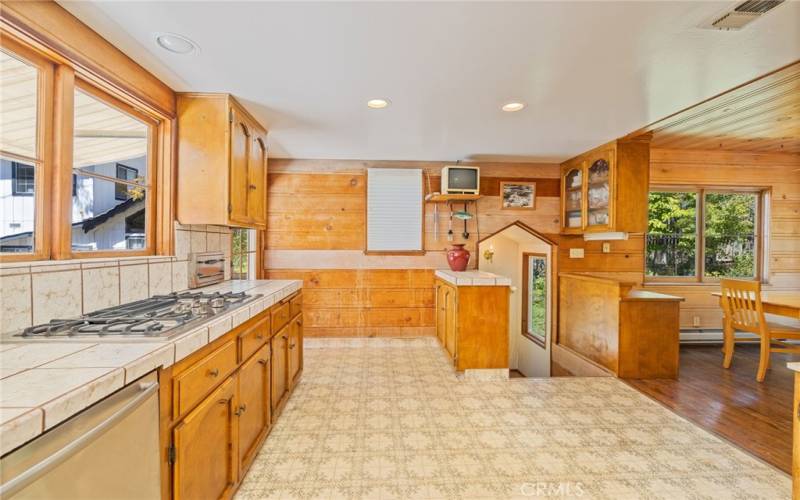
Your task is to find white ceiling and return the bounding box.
[60,1,800,162]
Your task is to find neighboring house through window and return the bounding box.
[115,163,138,201]
[11,162,34,196]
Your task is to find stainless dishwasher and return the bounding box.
[0,372,161,499]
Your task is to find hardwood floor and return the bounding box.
[627,343,800,474]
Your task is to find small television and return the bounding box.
[441,166,480,195]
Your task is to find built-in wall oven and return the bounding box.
[0,372,161,499]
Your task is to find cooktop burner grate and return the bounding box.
[19,290,253,338]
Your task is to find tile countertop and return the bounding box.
[0,279,301,456]
[434,270,511,286]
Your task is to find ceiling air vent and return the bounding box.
[704,0,784,30]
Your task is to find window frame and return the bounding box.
[0,28,174,262]
[645,185,767,284]
[521,252,548,348]
[230,228,262,280]
[0,34,54,262]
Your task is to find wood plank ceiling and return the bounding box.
[629,61,800,154]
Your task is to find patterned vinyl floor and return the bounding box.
[235,338,790,499]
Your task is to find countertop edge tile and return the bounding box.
[41,368,126,430]
[0,407,43,456]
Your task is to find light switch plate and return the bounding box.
[602,242,611,253]
[569,248,584,258]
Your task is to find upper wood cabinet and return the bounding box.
[559,139,650,234]
[177,93,268,229]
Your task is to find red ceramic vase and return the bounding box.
[446,244,470,272]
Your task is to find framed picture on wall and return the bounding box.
[500,181,536,210]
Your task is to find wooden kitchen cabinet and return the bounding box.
[271,325,289,415]
[434,278,509,371]
[161,290,303,500]
[176,93,268,229]
[173,376,238,500]
[237,344,271,478]
[288,315,303,386]
[559,138,650,235]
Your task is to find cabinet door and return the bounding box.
[585,150,614,232]
[270,328,289,412]
[173,376,238,500]
[289,316,303,386]
[444,288,457,360]
[561,161,585,233]
[247,135,267,226]
[229,111,251,224]
[435,284,446,346]
[238,345,270,477]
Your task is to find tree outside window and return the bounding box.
[231,228,257,280]
[646,189,760,281]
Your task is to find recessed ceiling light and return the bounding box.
[501,101,526,112]
[367,99,390,109]
[154,32,199,55]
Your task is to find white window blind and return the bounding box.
[366,168,423,252]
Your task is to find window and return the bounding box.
[11,162,35,196]
[522,253,548,347]
[1,41,47,257]
[115,164,139,201]
[231,229,258,280]
[646,188,761,281]
[366,168,424,253]
[71,83,153,253]
[1,31,171,262]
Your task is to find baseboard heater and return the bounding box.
[679,329,758,344]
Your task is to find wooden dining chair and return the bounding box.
[720,278,800,382]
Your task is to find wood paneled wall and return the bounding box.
[643,148,800,329]
[265,159,560,337]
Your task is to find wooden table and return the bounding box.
[712,291,800,320]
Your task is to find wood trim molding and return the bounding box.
[0,0,176,118]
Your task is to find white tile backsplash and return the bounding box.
[31,270,82,325]
[0,225,235,334]
[82,266,120,314]
[0,274,32,333]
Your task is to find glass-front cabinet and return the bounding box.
[559,140,647,235]
[561,160,584,233]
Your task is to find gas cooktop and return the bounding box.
[16,290,260,340]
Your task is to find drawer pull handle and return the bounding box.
[258,358,268,365]
[208,368,220,377]
[249,184,257,190]
[282,335,288,341]
[296,319,302,326]
[235,403,247,416]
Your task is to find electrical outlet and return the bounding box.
[569,248,584,259]
[692,316,701,327]
[602,242,611,253]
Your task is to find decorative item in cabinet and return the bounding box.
[563,166,584,231]
[176,93,268,229]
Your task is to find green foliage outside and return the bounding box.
[646,192,756,278]
[231,229,249,278]
[528,258,546,338]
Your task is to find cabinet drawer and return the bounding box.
[290,293,303,318]
[239,317,270,362]
[174,340,237,417]
[271,300,291,333]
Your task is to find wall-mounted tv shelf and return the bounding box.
[426,194,482,203]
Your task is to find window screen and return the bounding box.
[366,168,423,252]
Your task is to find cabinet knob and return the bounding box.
[258,358,268,365]
[249,184,257,190]
[296,318,302,326]
[208,368,220,377]
[256,334,264,340]
[282,335,288,341]
[234,404,247,416]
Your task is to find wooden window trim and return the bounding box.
[521,252,547,349]
[0,28,175,262]
[0,33,54,262]
[645,185,766,284]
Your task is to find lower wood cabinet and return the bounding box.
[434,278,509,371]
[173,376,238,500]
[289,315,303,386]
[237,344,271,476]
[270,326,289,415]
[162,291,303,500]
